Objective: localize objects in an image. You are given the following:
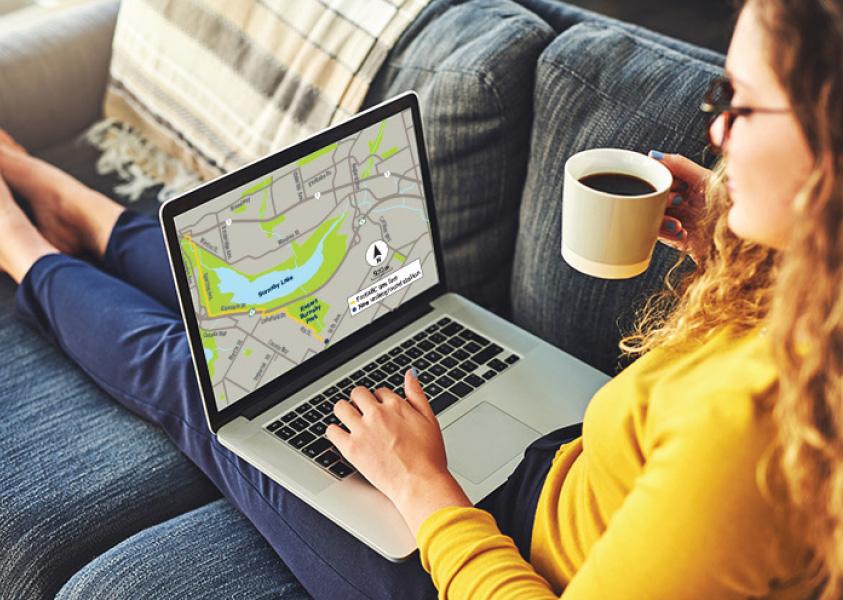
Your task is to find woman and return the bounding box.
[0,0,837,596]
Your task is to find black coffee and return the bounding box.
[578,172,656,196]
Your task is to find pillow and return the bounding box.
[362,0,555,315]
[510,20,724,374]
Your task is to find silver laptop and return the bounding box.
[159,91,609,561]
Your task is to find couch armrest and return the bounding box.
[0,0,119,152]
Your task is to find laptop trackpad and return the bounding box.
[443,402,540,484]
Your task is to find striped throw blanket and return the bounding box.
[87,0,429,201]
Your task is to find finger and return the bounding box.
[349,385,379,414]
[649,150,710,192]
[334,399,363,429]
[404,368,434,420]
[325,424,352,456]
[660,216,684,237]
[664,193,684,209]
[372,386,402,407]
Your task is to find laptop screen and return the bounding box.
[173,107,439,411]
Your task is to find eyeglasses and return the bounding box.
[699,76,790,153]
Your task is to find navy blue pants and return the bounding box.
[16,210,580,599]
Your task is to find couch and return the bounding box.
[0,0,724,597]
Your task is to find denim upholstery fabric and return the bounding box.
[0,273,219,599]
[363,0,555,316]
[56,499,309,600]
[511,21,724,375]
[513,0,728,65]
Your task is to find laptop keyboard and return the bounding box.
[263,316,521,479]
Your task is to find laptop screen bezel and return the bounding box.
[160,91,447,433]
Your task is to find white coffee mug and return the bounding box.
[561,148,672,279]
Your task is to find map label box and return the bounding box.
[348,259,423,316]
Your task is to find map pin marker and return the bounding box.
[384,170,391,178]
[225,218,232,226]
[314,191,321,200]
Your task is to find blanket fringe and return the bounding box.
[84,119,203,203]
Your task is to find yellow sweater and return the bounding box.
[417,325,813,598]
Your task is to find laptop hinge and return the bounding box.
[241,301,436,420]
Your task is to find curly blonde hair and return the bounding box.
[619,1,843,596]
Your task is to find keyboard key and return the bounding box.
[415,357,431,370]
[463,341,482,354]
[460,359,479,373]
[406,347,423,359]
[323,385,340,397]
[472,344,503,366]
[317,450,341,468]
[363,361,379,372]
[289,431,315,449]
[438,375,455,388]
[437,342,455,355]
[370,368,387,381]
[430,364,446,377]
[316,400,334,415]
[505,354,520,364]
[358,376,374,389]
[424,323,440,334]
[295,404,311,415]
[376,354,391,364]
[436,317,452,326]
[449,336,467,348]
[289,417,309,431]
[303,437,333,458]
[394,354,411,367]
[388,347,403,356]
[441,322,463,337]
[441,356,458,369]
[308,394,325,405]
[273,426,296,440]
[323,414,341,426]
[488,358,508,372]
[449,367,467,380]
[337,377,353,389]
[430,391,459,414]
[413,331,427,341]
[266,420,283,432]
[329,461,355,479]
[418,371,434,384]
[482,369,497,380]
[425,383,443,397]
[423,350,443,363]
[304,409,323,423]
[331,392,345,404]
[429,333,446,344]
[470,333,491,347]
[401,339,415,349]
[465,374,485,388]
[280,412,297,423]
[418,339,435,352]
[309,422,328,436]
[450,381,473,398]
[382,362,400,374]
[388,373,404,387]
[351,369,366,380]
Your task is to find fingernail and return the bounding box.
[410,366,418,379]
[648,150,665,160]
[671,195,683,207]
[665,220,676,232]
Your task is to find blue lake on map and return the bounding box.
[212,219,341,306]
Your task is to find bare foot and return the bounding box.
[0,142,123,259]
[0,173,58,284]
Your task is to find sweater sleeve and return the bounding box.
[417,389,803,599]
[417,506,558,600]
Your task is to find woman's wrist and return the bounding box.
[392,471,472,537]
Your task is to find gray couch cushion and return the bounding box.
[511,21,723,375]
[363,0,555,316]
